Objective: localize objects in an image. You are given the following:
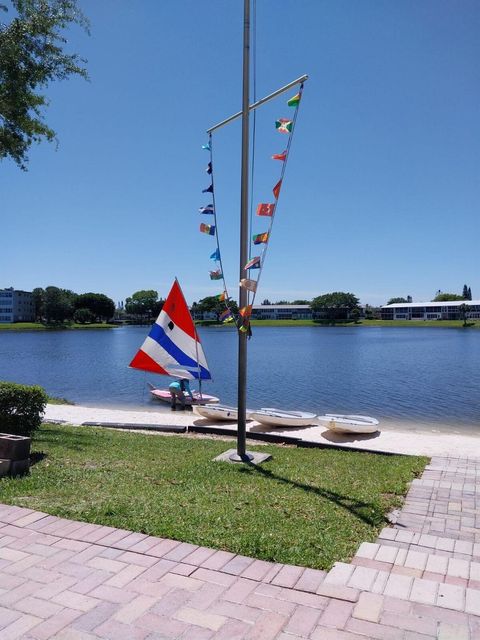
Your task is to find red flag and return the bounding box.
[273,179,282,200]
[256,203,275,217]
[272,150,287,161]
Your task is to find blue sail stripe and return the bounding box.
[148,323,211,380]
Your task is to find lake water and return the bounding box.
[0,326,479,433]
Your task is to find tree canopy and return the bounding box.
[125,290,163,321]
[311,292,360,323]
[432,293,464,302]
[0,0,88,169]
[386,297,408,305]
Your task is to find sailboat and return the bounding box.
[129,279,219,405]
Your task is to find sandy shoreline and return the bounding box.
[43,403,480,459]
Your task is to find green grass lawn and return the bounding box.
[0,323,117,331]
[0,424,427,570]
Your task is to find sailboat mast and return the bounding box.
[235,0,251,461]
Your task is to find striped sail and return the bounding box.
[129,279,211,380]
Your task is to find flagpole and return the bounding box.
[230,0,252,462]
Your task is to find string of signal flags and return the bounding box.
[198,85,303,335]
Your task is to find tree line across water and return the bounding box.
[30,282,475,327]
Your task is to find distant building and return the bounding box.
[0,288,35,323]
[381,300,480,321]
[251,304,312,320]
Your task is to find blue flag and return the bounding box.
[210,248,220,261]
[199,204,214,214]
[202,142,211,151]
[202,184,213,194]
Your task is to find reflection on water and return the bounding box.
[0,325,479,432]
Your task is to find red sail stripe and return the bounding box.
[129,349,170,375]
[162,279,197,341]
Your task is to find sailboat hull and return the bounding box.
[149,387,219,405]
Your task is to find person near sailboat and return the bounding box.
[169,378,194,411]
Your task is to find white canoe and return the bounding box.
[149,387,219,406]
[317,414,379,434]
[192,404,242,421]
[249,408,318,428]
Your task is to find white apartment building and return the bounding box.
[0,288,35,323]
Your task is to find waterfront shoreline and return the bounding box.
[43,403,480,459]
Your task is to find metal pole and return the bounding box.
[230,0,252,462]
[207,74,308,134]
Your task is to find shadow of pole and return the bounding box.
[243,462,383,527]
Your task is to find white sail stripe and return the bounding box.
[139,310,209,375]
[155,310,209,370]
[142,336,196,379]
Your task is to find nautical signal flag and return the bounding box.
[216,291,227,302]
[199,204,214,214]
[272,150,287,161]
[202,184,213,193]
[287,93,301,107]
[239,278,257,293]
[202,142,211,151]
[210,248,220,261]
[275,118,293,134]
[245,256,261,270]
[253,232,269,245]
[239,305,252,318]
[206,162,212,174]
[200,223,215,236]
[256,203,274,217]
[273,179,282,200]
[210,270,222,280]
[220,308,232,322]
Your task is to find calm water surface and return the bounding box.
[0,326,479,433]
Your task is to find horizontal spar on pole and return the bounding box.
[207,74,308,134]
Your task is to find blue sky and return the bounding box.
[2,0,479,306]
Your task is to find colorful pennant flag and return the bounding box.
[210,270,223,280]
[199,204,214,214]
[202,184,213,193]
[245,256,261,270]
[202,142,211,151]
[216,291,227,302]
[256,203,275,217]
[272,150,287,161]
[220,308,232,322]
[200,223,215,236]
[239,321,251,334]
[253,232,269,245]
[239,278,257,292]
[206,162,212,174]
[210,248,220,261]
[275,118,293,134]
[273,179,282,200]
[287,93,301,107]
[239,305,252,318]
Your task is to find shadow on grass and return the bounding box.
[30,451,47,466]
[244,462,385,527]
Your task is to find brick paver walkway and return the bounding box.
[1,455,479,638]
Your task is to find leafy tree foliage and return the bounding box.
[0,0,88,169]
[73,307,95,324]
[387,297,408,305]
[462,284,472,301]
[311,292,360,323]
[292,299,311,305]
[125,290,163,321]
[432,293,464,302]
[195,296,238,322]
[75,292,115,322]
[32,286,45,321]
[43,285,74,323]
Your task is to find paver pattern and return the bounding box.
[1,455,479,638]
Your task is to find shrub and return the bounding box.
[0,382,48,437]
